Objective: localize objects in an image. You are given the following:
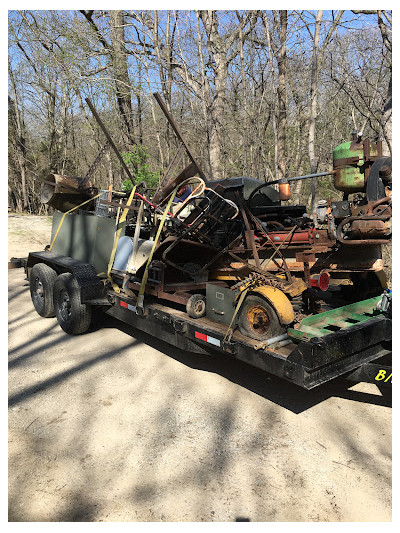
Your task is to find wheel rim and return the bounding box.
[194,299,205,315]
[33,277,44,304]
[246,304,271,335]
[59,290,71,322]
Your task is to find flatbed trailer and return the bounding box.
[24,250,392,391]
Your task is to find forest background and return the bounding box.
[8,9,392,214]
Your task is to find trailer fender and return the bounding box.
[250,285,295,325]
[27,251,106,304]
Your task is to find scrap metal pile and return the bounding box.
[40,93,392,342]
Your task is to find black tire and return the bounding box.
[29,263,57,317]
[238,294,285,341]
[186,294,206,319]
[53,273,92,335]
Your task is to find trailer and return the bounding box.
[19,93,392,394]
[24,248,392,391]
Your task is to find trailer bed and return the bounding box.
[25,250,392,391]
[106,291,391,390]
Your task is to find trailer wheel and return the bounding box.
[53,273,92,335]
[30,263,57,317]
[238,295,285,341]
[186,294,206,319]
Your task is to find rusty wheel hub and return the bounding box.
[246,304,271,335]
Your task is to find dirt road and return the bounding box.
[8,214,392,522]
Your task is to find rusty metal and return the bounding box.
[127,260,228,306]
[348,219,391,240]
[244,209,294,283]
[363,139,383,181]
[295,252,315,287]
[351,197,391,217]
[296,252,316,263]
[245,303,271,336]
[235,191,261,269]
[85,97,135,185]
[153,144,186,200]
[333,157,360,167]
[153,92,206,181]
[153,162,199,205]
[82,141,110,188]
[336,215,391,245]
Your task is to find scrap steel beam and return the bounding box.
[153,92,207,181]
[85,98,135,186]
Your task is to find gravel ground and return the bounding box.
[8,214,392,522]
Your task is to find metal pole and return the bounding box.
[287,171,335,182]
[153,92,207,181]
[85,97,135,186]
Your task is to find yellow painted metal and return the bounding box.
[209,271,242,282]
[282,277,307,298]
[250,285,294,325]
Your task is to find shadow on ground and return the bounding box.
[95,313,392,414]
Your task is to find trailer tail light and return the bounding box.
[310,272,330,291]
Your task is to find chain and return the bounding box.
[231,271,289,293]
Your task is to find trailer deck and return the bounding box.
[24,249,392,391]
[107,290,392,390]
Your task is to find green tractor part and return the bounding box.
[287,295,384,343]
[333,139,381,194]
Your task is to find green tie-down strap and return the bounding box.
[287,295,384,343]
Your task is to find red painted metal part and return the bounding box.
[310,272,330,291]
[261,228,315,245]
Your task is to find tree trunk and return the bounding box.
[208,55,227,179]
[309,10,323,214]
[109,10,136,150]
[382,73,392,156]
[275,11,288,182]
[8,66,29,211]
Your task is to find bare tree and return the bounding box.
[302,10,344,211]
[8,64,28,210]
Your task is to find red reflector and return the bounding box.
[120,300,128,308]
[319,272,330,291]
[195,331,208,342]
[310,273,330,291]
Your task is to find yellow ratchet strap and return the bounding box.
[223,285,251,345]
[136,185,179,309]
[49,193,102,252]
[107,185,137,293]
